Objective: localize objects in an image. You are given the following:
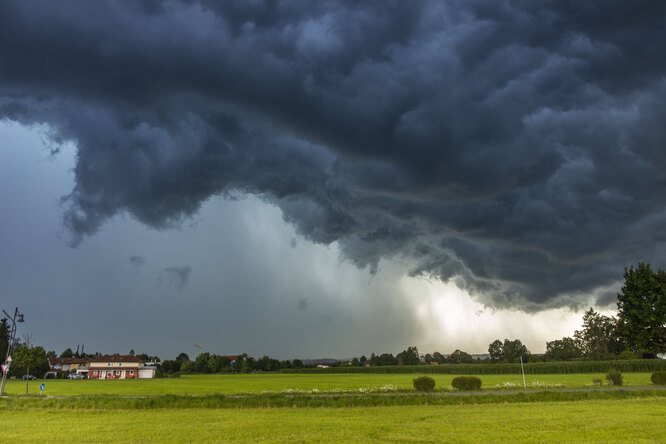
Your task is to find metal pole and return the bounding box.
[1,307,22,396]
[520,355,526,389]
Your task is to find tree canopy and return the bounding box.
[545,337,583,361]
[617,262,666,354]
[488,339,529,363]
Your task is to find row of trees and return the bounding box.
[543,263,666,361]
[157,352,309,376]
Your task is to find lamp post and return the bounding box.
[1,307,24,396]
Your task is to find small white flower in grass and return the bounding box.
[495,382,517,389]
[282,388,305,394]
[528,381,565,389]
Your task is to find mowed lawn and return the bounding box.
[2,398,664,442]
[3,372,658,396]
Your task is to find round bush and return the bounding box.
[651,371,666,385]
[413,376,436,392]
[451,376,482,391]
[617,350,637,360]
[606,369,623,386]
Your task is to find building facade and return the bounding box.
[88,355,155,379]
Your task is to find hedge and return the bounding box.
[452,376,482,390]
[279,359,666,375]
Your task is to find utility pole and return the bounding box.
[1,307,25,396]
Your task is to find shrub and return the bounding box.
[651,371,666,385]
[451,376,482,390]
[592,378,603,386]
[606,369,623,386]
[617,350,637,360]
[413,376,436,392]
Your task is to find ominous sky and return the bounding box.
[1,1,664,359]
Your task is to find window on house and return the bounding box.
[107,363,111,366]
[116,371,120,375]
[119,363,122,367]
[129,371,134,375]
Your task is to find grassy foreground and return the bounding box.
[2,372,659,396]
[2,397,664,442]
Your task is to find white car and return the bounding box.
[68,374,85,380]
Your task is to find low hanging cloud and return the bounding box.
[1,1,666,310]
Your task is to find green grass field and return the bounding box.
[2,397,664,442]
[2,372,659,396]
[2,373,664,442]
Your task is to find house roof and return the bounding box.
[89,355,145,363]
[48,357,89,365]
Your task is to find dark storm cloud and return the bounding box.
[2,0,666,309]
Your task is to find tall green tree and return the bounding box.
[448,349,474,364]
[12,344,48,393]
[193,352,212,373]
[545,337,583,361]
[396,346,420,365]
[0,318,9,361]
[617,263,666,354]
[574,308,618,360]
[488,339,529,362]
[502,339,530,362]
[60,348,74,358]
[488,340,503,362]
[432,352,446,364]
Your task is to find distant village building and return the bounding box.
[88,355,155,379]
[46,357,89,379]
[47,355,155,379]
[221,355,241,365]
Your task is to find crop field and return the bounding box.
[1,371,659,396]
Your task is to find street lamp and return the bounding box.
[1,307,25,396]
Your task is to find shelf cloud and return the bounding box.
[2,0,666,310]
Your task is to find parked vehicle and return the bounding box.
[21,374,36,381]
[68,373,85,380]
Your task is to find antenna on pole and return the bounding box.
[520,355,526,389]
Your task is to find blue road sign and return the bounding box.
[40,383,45,391]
